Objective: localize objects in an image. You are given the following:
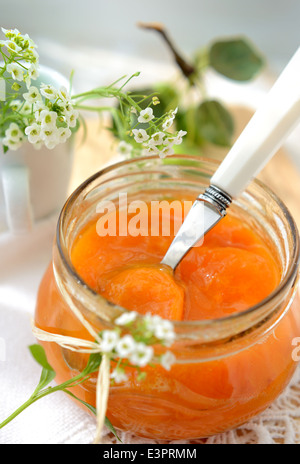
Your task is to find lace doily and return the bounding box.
[100,366,300,445]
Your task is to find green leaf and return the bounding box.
[196,100,234,147]
[29,345,56,394]
[84,352,102,375]
[209,38,264,81]
[29,344,55,372]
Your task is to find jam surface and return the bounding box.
[71,205,281,321]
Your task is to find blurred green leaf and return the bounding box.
[209,38,264,81]
[29,344,55,372]
[196,100,234,146]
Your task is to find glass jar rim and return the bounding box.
[56,154,300,339]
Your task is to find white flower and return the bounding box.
[117,141,133,156]
[115,311,137,326]
[33,101,47,120]
[160,351,176,371]
[57,127,72,143]
[24,64,39,87]
[144,313,175,344]
[6,63,23,81]
[44,139,58,150]
[111,368,128,384]
[25,123,41,144]
[40,83,58,100]
[9,100,22,111]
[158,145,174,159]
[21,101,33,115]
[2,28,20,39]
[32,139,43,150]
[5,122,23,141]
[6,40,22,53]
[58,86,71,102]
[65,110,78,128]
[132,128,149,144]
[40,110,58,128]
[162,118,174,131]
[2,136,23,151]
[141,146,160,156]
[129,343,154,367]
[162,107,178,131]
[171,130,187,145]
[23,86,42,104]
[61,101,74,115]
[115,334,136,358]
[40,126,59,147]
[138,107,154,123]
[153,319,175,344]
[101,330,119,353]
[148,132,165,146]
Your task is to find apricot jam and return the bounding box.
[35,156,300,440]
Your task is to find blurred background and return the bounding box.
[1,0,300,88]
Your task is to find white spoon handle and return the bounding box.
[211,47,300,199]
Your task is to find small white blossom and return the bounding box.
[40,126,59,145]
[130,343,154,367]
[158,145,174,159]
[6,40,22,53]
[115,311,137,326]
[44,139,58,150]
[148,131,165,146]
[24,64,39,87]
[6,63,23,81]
[65,110,78,128]
[32,139,43,150]
[138,107,154,123]
[162,107,178,131]
[101,330,119,353]
[34,101,47,121]
[57,126,71,143]
[40,83,58,100]
[2,136,23,151]
[25,123,41,143]
[144,313,175,345]
[170,130,187,146]
[9,99,22,111]
[117,141,133,157]
[58,86,71,102]
[162,118,173,131]
[21,101,33,115]
[23,86,42,104]
[111,368,128,384]
[2,28,20,39]
[141,146,160,156]
[115,334,136,358]
[40,110,58,128]
[160,351,176,371]
[5,122,23,141]
[132,128,149,144]
[154,319,175,344]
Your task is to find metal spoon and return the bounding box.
[161,47,300,271]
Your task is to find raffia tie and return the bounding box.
[31,315,111,445]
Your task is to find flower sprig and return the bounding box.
[0,310,177,443]
[0,27,186,156]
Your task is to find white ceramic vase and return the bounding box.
[0,65,74,234]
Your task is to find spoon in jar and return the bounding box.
[161,46,300,271]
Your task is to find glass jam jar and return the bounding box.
[35,155,300,441]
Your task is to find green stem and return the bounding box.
[0,369,93,430]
